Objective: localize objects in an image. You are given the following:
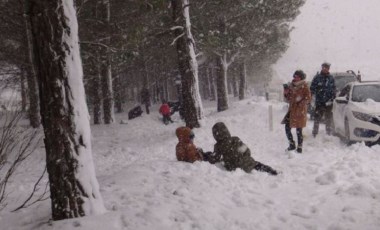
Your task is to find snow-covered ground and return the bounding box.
[1,96,380,230]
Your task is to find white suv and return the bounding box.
[332,81,380,146]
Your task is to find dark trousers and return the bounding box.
[285,123,303,147]
[144,103,150,114]
[254,162,277,175]
[312,104,333,136]
[284,113,303,147]
[163,114,173,124]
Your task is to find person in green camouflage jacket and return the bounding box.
[211,122,278,175]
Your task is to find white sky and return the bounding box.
[273,0,380,82]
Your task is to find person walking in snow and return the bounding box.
[210,122,278,175]
[310,62,336,137]
[140,87,151,114]
[175,126,212,163]
[282,70,311,153]
[159,100,174,125]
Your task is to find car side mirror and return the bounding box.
[335,96,348,104]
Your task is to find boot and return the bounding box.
[296,145,302,153]
[286,141,296,151]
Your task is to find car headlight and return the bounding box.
[352,111,373,122]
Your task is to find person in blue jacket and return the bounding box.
[310,62,336,137]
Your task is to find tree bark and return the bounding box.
[232,72,238,98]
[101,0,114,124]
[114,75,123,113]
[93,69,102,124]
[23,0,40,128]
[163,78,169,101]
[216,55,228,112]
[239,61,246,100]
[171,0,203,128]
[29,0,105,220]
[208,64,216,101]
[101,63,114,123]
[20,68,27,112]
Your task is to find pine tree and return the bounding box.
[29,0,105,220]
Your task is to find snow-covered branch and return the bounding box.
[170,32,185,46]
[170,26,184,31]
[79,41,117,52]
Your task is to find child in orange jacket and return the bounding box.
[175,127,203,163]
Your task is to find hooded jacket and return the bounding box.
[159,103,171,116]
[175,127,202,163]
[212,122,257,172]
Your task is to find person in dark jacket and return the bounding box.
[140,87,151,114]
[128,105,143,120]
[282,70,311,153]
[310,62,336,137]
[210,122,278,175]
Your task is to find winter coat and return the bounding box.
[159,103,171,116]
[175,127,203,163]
[285,80,311,128]
[211,122,257,172]
[310,73,336,106]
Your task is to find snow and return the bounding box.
[353,100,380,114]
[62,0,106,215]
[1,96,380,230]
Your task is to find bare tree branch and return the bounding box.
[12,167,48,212]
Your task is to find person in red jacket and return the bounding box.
[159,100,174,125]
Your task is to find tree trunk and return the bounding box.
[199,66,208,100]
[114,75,123,113]
[29,0,105,220]
[101,0,114,124]
[23,0,40,128]
[93,69,102,124]
[208,64,216,101]
[101,63,114,123]
[232,73,238,97]
[239,62,246,100]
[171,0,203,128]
[163,78,169,101]
[20,68,27,112]
[216,55,229,112]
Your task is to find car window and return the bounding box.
[338,85,351,97]
[352,85,380,102]
[334,75,357,90]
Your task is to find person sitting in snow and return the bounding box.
[281,70,311,153]
[210,122,278,175]
[175,126,213,163]
[159,100,174,125]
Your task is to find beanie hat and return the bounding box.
[293,70,306,80]
[321,62,331,68]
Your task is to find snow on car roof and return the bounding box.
[350,80,380,85]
